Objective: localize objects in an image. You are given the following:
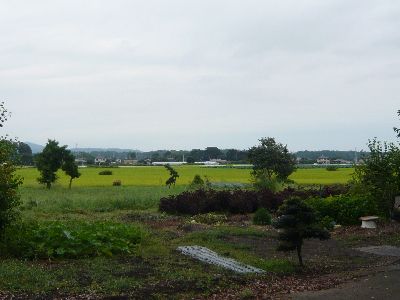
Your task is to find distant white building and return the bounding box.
[152,161,187,166]
[316,156,330,164]
[94,157,107,165]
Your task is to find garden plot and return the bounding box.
[177,245,265,274]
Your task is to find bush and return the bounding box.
[253,208,272,225]
[113,180,122,186]
[306,194,379,225]
[99,170,113,175]
[326,166,338,171]
[0,221,143,259]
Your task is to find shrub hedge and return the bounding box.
[159,185,349,215]
[99,170,113,175]
[306,194,379,225]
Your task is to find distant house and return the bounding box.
[123,159,138,165]
[94,157,107,165]
[316,156,330,164]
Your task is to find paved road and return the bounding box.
[294,265,400,300]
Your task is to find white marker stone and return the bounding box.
[177,245,265,274]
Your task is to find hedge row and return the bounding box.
[159,185,349,215]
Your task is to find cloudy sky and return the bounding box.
[1,0,399,151]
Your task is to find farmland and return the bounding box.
[3,165,397,299]
[16,165,354,188]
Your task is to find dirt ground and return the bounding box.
[293,264,400,300]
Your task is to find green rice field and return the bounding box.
[16,166,354,188]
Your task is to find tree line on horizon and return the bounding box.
[18,143,366,166]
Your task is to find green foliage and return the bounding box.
[165,164,179,188]
[112,180,122,186]
[306,194,379,225]
[274,197,330,266]
[36,140,81,189]
[0,221,143,259]
[352,138,400,217]
[188,174,211,190]
[253,207,272,225]
[248,137,296,189]
[62,150,81,189]
[186,156,195,163]
[35,140,67,189]
[326,165,338,171]
[0,102,23,237]
[16,142,33,166]
[99,170,113,175]
[251,175,282,192]
[318,216,336,231]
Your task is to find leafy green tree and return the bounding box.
[35,140,67,189]
[353,138,400,217]
[62,150,81,189]
[165,164,179,188]
[204,147,222,160]
[16,142,33,165]
[248,137,295,190]
[274,197,330,266]
[0,102,22,237]
[186,156,195,163]
[127,152,137,160]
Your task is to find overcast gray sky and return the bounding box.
[1,0,399,151]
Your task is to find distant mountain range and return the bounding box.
[26,142,44,154]
[25,142,140,154]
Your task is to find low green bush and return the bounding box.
[326,166,338,171]
[306,194,379,225]
[0,221,143,259]
[253,207,272,225]
[113,180,122,186]
[99,170,112,175]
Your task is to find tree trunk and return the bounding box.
[297,244,303,267]
[69,178,72,189]
[46,182,51,189]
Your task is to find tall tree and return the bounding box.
[16,142,33,165]
[62,150,81,189]
[0,101,22,236]
[35,140,67,189]
[204,147,222,160]
[248,137,296,189]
